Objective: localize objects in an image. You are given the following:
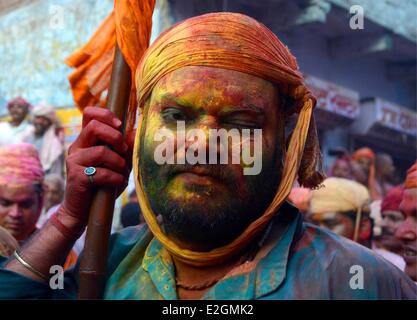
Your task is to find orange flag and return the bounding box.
[65,0,155,129]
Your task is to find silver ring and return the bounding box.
[84,166,96,184]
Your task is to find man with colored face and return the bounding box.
[328,157,352,180]
[371,186,406,270]
[0,144,44,243]
[0,12,415,300]
[0,144,77,269]
[396,162,417,281]
[308,177,373,248]
[140,66,281,249]
[0,97,34,147]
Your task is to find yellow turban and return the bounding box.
[310,177,370,214]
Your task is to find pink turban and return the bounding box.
[381,186,404,212]
[0,144,44,190]
[6,96,32,110]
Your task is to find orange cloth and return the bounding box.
[63,250,78,270]
[404,161,417,189]
[65,0,155,129]
[352,147,380,201]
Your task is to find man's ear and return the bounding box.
[359,217,372,241]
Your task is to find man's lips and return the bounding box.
[176,171,217,186]
[6,223,22,230]
[403,245,417,264]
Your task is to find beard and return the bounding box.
[139,136,282,251]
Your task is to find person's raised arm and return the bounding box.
[4,106,133,282]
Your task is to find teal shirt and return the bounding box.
[0,203,416,299]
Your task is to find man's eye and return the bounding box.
[222,113,263,129]
[161,108,188,123]
[21,201,34,209]
[223,119,259,129]
[0,199,11,207]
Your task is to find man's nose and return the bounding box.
[8,204,23,218]
[395,218,416,241]
[184,118,220,149]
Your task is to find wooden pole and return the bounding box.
[78,44,131,299]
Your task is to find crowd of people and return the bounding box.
[0,97,76,263]
[0,97,65,176]
[289,148,417,281]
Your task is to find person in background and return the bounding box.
[128,189,138,204]
[28,102,65,176]
[375,153,396,197]
[36,174,65,228]
[0,97,34,147]
[328,157,352,179]
[396,161,417,281]
[120,202,144,228]
[43,174,65,213]
[327,148,352,180]
[373,186,405,271]
[308,177,373,248]
[0,143,76,269]
[351,147,381,201]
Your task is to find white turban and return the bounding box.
[32,101,56,121]
[310,177,370,214]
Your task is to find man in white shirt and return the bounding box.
[0,97,34,146]
[25,102,65,176]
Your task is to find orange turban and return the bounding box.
[352,147,375,162]
[0,144,44,190]
[404,161,417,189]
[352,147,380,200]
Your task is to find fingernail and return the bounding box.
[123,143,129,152]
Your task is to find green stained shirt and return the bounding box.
[0,203,416,299]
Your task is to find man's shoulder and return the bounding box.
[290,223,417,299]
[109,223,153,257]
[299,223,397,269]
